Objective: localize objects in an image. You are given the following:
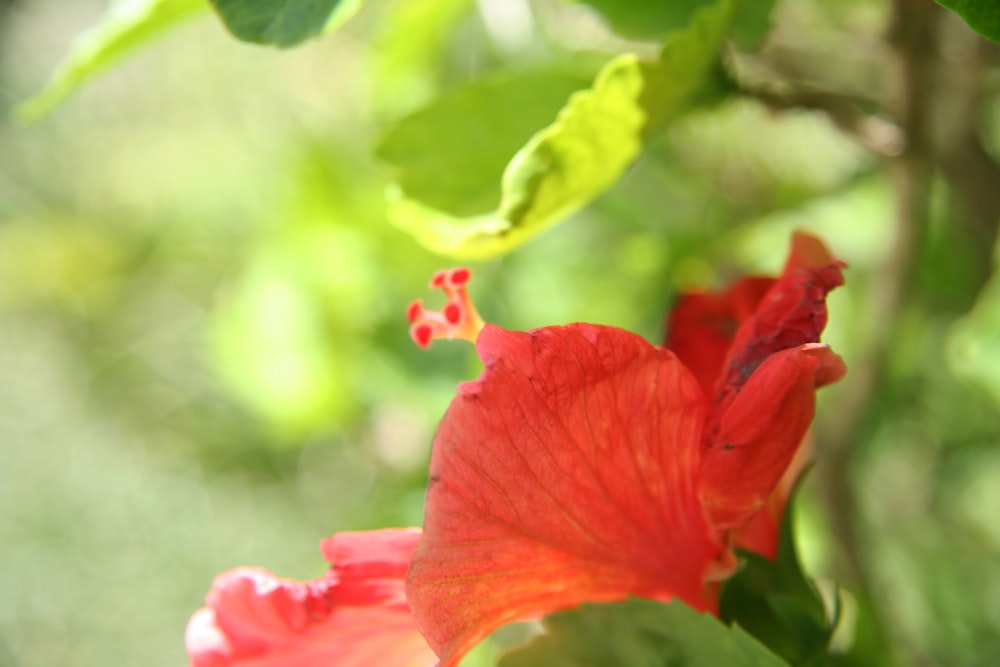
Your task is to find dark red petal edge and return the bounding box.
[711,232,845,416]
[666,276,776,398]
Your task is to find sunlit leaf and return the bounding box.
[498,598,790,667]
[208,0,363,46]
[14,0,205,123]
[387,0,736,259]
[936,0,1000,43]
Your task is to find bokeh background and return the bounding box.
[1,0,999,665]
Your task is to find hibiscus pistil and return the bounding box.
[407,267,485,348]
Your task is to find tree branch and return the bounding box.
[737,82,904,157]
[817,0,939,653]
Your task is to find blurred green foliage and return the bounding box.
[1,0,999,666]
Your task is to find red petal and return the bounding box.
[713,232,845,413]
[408,324,724,666]
[784,231,838,271]
[321,529,419,589]
[186,529,436,667]
[699,344,845,530]
[666,276,775,397]
[731,432,814,559]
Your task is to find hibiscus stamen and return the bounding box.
[408,267,485,348]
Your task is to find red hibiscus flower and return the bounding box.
[405,232,846,666]
[185,233,844,667]
[185,528,436,667]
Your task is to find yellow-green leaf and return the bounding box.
[386,0,735,260]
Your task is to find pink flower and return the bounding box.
[185,528,435,667]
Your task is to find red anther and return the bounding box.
[448,267,471,286]
[407,268,486,348]
[444,303,462,324]
[406,300,423,323]
[411,324,433,348]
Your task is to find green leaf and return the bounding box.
[14,0,205,123]
[498,598,790,667]
[719,491,837,665]
[570,0,718,41]
[208,0,363,46]
[568,0,775,51]
[387,0,736,260]
[377,71,593,217]
[936,0,1000,43]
